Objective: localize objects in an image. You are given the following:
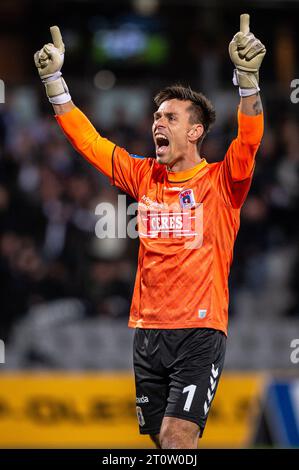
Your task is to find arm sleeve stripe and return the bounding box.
[130,154,146,159]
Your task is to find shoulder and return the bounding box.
[129,154,166,178]
[205,161,223,175]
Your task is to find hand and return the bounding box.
[34,26,71,104]
[229,14,266,91]
[34,26,65,79]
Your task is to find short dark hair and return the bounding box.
[154,84,216,149]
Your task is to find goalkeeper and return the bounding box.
[34,14,265,449]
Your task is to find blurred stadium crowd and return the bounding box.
[0,0,298,358]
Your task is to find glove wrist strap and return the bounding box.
[238,87,260,97]
[42,71,62,82]
[232,69,260,96]
[42,74,71,104]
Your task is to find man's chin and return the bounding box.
[156,153,169,165]
[156,157,166,165]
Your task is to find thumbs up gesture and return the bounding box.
[229,14,266,92]
[34,26,71,104]
[34,26,65,79]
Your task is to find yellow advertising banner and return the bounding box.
[0,372,264,448]
[203,372,265,447]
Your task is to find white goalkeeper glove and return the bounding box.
[34,26,71,105]
[229,14,266,97]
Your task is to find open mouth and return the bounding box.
[155,134,170,156]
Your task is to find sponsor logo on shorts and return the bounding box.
[136,395,149,404]
[136,406,145,427]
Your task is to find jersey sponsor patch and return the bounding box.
[179,189,196,209]
[139,209,198,238]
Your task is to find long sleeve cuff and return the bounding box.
[237,110,264,146]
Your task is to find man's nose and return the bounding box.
[155,116,167,128]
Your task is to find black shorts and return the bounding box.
[133,327,226,437]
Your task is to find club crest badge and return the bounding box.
[179,189,196,209]
[136,406,145,427]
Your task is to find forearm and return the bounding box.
[240,93,263,116]
[224,109,263,191]
[237,102,264,149]
[53,100,75,115]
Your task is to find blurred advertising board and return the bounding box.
[256,380,299,447]
[203,373,265,447]
[0,372,265,448]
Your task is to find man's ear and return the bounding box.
[187,124,204,143]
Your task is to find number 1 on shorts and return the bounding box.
[182,384,197,412]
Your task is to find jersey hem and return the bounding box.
[128,319,227,336]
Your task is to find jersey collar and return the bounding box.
[167,159,208,183]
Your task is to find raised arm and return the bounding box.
[212,14,266,209]
[34,26,152,199]
[229,13,265,116]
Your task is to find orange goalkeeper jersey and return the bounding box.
[56,107,263,335]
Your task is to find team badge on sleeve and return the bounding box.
[179,189,196,209]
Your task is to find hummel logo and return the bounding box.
[210,376,217,391]
[204,402,210,415]
[212,364,219,379]
[204,363,219,415]
[207,388,214,402]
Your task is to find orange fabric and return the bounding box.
[56,107,264,336]
[56,107,152,199]
[167,159,208,182]
[56,107,115,179]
